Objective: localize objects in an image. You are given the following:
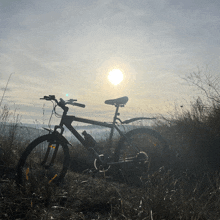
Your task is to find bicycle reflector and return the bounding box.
[48,174,58,184]
[26,168,29,180]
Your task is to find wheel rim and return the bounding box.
[20,138,66,188]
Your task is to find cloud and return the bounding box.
[0,0,220,121]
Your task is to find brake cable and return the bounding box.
[53,103,62,118]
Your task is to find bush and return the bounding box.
[156,70,220,174]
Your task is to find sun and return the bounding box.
[108,69,123,85]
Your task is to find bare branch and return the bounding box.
[182,69,220,104]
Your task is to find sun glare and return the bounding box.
[108,69,123,85]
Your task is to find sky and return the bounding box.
[0,0,220,125]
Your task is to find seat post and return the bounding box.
[109,105,120,142]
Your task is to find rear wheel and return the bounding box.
[16,134,70,189]
[114,128,169,185]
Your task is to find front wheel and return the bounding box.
[113,128,170,185]
[16,134,70,188]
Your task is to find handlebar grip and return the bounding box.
[40,96,50,100]
[40,95,55,101]
[74,103,85,108]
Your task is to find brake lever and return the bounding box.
[67,99,77,102]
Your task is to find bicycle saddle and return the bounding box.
[105,96,128,106]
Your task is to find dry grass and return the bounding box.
[2,167,220,219]
[1,94,220,219]
[155,97,220,175]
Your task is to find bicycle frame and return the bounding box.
[46,101,156,165]
[54,105,126,149]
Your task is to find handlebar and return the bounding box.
[40,95,56,101]
[71,102,85,108]
[40,95,86,110]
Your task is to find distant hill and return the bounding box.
[0,123,48,141]
[0,122,151,142]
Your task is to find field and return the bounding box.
[1,83,220,219]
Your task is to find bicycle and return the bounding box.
[16,95,169,187]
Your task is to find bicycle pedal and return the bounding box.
[93,170,100,174]
[82,168,98,174]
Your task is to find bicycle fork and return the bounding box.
[41,142,59,168]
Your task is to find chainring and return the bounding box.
[135,151,148,165]
[94,154,111,172]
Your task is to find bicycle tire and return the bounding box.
[16,134,70,187]
[113,128,170,184]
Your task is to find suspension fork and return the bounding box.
[49,142,60,165]
[41,124,65,167]
[41,142,60,166]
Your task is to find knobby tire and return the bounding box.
[113,127,169,185]
[16,134,70,187]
